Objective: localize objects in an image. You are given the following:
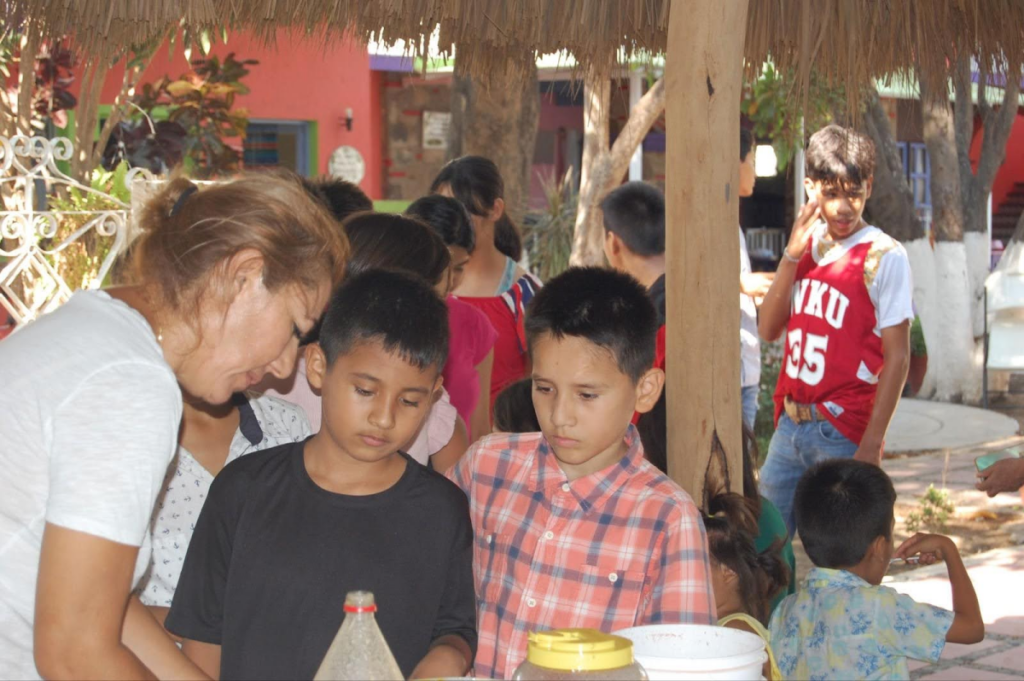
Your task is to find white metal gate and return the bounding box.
[0,134,154,325]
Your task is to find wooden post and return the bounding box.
[665,0,749,503]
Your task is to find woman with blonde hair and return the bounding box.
[0,172,347,680]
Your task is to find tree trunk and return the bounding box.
[15,28,39,137]
[920,73,978,402]
[859,87,943,395]
[448,52,539,230]
[70,58,105,181]
[570,72,667,266]
[571,66,612,266]
[954,56,1022,339]
[665,0,748,504]
[861,89,925,244]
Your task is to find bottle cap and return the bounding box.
[343,590,377,613]
[526,628,634,671]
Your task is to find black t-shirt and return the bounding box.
[165,441,477,680]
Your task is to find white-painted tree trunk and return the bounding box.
[906,238,982,402]
[931,242,979,401]
[964,231,990,339]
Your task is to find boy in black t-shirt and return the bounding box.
[167,270,476,680]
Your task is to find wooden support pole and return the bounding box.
[665,0,749,504]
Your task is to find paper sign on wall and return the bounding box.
[422,111,451,150]
[329,145,366,184]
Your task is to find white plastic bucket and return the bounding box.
[613,624,767,680]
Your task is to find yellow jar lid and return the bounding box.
[526,628,635,671]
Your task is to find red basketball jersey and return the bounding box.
[773,240,884,445]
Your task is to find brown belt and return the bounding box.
[784,396,823,424]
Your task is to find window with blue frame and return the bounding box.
[243,121,310,176]
[897,141,931,214]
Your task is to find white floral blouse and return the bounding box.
[138,394,312,607]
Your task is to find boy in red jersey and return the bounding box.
[758,124,913,535]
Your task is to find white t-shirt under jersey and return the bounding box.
[809,223,915,336]
[0,291,181,679]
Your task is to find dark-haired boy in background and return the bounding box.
[167,270,476,680]
[758,124,914,535]
[770,459,982,679]
[602,181,667,324]
[449,266,715,679]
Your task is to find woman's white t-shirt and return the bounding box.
[0,291,181,679]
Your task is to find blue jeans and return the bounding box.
[760,412,858,537]
[741,384,759,431]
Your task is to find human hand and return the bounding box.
[741,272,774,299]
[853,439,883,466]
[784,200,821,261]
[976,457,1024,497]
[409,638,472,680]
[894,533,957,566]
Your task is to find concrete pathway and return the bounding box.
[884,547,1024,680]
[880,411,1024,679]
[887,399,1021,454]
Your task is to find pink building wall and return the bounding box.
[79,30,383,198]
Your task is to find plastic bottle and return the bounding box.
[313,591,404,681]
[511,628,648,680]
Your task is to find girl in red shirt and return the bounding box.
[430,157,542,413]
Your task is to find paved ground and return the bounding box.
[786,399,1024,678]
[886,546,1024,680]
[886,399,1021,454]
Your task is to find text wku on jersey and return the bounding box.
[773,238,889,445]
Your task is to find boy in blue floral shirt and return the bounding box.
[770,460,983,680]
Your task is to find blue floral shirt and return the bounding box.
[769,568,954,680]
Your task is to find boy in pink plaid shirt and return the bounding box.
[449,267,716,679]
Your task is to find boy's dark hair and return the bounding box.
[741,425,763,517]
[405,195,476,253]
[795,459,896,569]
[703,492,790,625]
[805,124,877,186]
[302,177,373,222]
[740,128,754,162]
[493,379,541,433]
[344,213,451,287]
[600,182,665,257]
[430,155,523,261]
[319,269,449,372]
[526,267,656,384]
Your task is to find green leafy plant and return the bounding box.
[524,167,577,282]
[754,339,784,459]
[113,52,257,178]
[910,316,928,357]
[743,64,845,171]
[44,162,131,289]
[904,485,955,533]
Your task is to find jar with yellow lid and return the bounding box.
[511,628,648,680]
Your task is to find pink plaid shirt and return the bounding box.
[448,428,716,679]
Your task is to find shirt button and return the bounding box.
[544,531,554,540]
[561,483,571,492]
[608,572,619,583]
[527,597,537,608]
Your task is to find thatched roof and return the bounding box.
[8,1,1024,98]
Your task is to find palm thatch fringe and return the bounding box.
[5,1,1024,105]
